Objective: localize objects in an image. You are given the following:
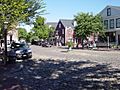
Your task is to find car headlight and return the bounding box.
[16,50,22,54]
[28,49,32,52]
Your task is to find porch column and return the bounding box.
[115,31,118,45]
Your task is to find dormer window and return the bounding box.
[107,8,111,16]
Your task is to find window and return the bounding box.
[59,24,61,28]
[61,37,64,44]
[104,20,108,29]
[62,29,64,34]
[55,30,58,36]
[116,18,120,28]
[107,8,111,16]
[110,19,114,29]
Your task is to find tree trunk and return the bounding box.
[3,26,7,65]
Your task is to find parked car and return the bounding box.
[31,39,42,46]
[11,42,32,59]
[41,42,52,47]
[31,39,38,45]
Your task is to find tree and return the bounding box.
[0,0,46,30]
[92,14,105,36]
[48,27,55,39]
[26,31,33,42]
[0,0,46,64]
[32,16,50,40]
[18,28,27,40]
[74,12,105,48]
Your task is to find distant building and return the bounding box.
[7,29,18,42]
[55,19,75,46]
[46,22,57,29]
[0,28,18,48]
[99,5,120,45]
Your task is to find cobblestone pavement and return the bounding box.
[0,45,120,90]
[0,59,120,90]
[31,45,120,68]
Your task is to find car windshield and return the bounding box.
[11,43,29,49]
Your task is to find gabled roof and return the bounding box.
[99,5,120,15]
[111,5,120,10]
[59,19,74,28]
[46,22,57,28]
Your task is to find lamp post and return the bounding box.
[3,21,8,64]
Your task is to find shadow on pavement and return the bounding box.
[61,50,69,53]
[0,59,120,90]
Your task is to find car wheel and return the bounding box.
[8,57,16,63]
[28,55,32,58]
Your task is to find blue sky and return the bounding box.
[44,0,120,22]
[23,0,120,31]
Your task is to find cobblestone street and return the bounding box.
[0,45,120,90]
[32,45,120,68]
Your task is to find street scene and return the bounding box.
[0,45,120,89]
[0,0,120,90]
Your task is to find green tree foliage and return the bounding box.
[48,27,55,39]
[26,31,39,42]
[92,15,105,37]
[26,31,33,42]
[18,28,27,40]
[74,12,105,48]
[0,0,46,30]
[32,16,51,40]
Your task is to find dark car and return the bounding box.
[41,41,52,47]
[31,39,42,46]
[11,42,32,59]
[31,39,38,45]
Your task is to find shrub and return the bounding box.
[66,41,74,48]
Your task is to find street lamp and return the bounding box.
[3,21,8,64]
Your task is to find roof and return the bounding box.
[46,22,57,28]
[99,5,120,14]
[111,5,120,10]
[59,19,74,28]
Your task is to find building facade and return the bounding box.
[100,5,120,45]
[55,19,75,46]
[7,29,18,42]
